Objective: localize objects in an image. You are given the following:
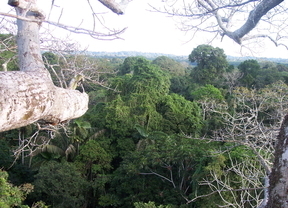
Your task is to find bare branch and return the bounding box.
[0,11,126,40]
[227,0,285,44]
[153,0,287,46]
[46,20,126,40]
[139,170,176,188]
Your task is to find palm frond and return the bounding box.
[65,144,76,160]
[135,124,149,138]
[30,144,65,157]
[89,129,106,140]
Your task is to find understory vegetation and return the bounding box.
[1,42,288,207]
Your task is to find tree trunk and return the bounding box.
[266,114,288,208]
[0,0,88,132]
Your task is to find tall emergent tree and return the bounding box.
[238,59,261,88]
[189,44,229,85]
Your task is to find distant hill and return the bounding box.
[90,51,288,66]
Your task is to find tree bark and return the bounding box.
[266,114,288,208]
[0,72,88,132]
[0,0,88,132]
[226,0,284,44]
[98,0,124,15]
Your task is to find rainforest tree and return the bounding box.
[189,44,229,85]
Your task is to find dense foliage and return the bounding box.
[1,44,288,207]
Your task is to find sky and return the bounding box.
[1,0,288,59]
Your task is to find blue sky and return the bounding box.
[1,0,288,58]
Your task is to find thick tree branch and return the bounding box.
[0,0,89,132]
[226,0,284,44]
[98,0,124,15]
[155,0,285,45]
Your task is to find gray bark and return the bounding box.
[98,0,124,15]
[0,0,88,132]
[0,72,88,132]
[226,0,284,44]
[266,114,288,208]
[174,0,285,44]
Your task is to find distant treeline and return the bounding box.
[90,51,288,66]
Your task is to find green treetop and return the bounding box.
[189,44,229,85]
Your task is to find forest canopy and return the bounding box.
[1,0,288,207]
[1,42,288,207]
